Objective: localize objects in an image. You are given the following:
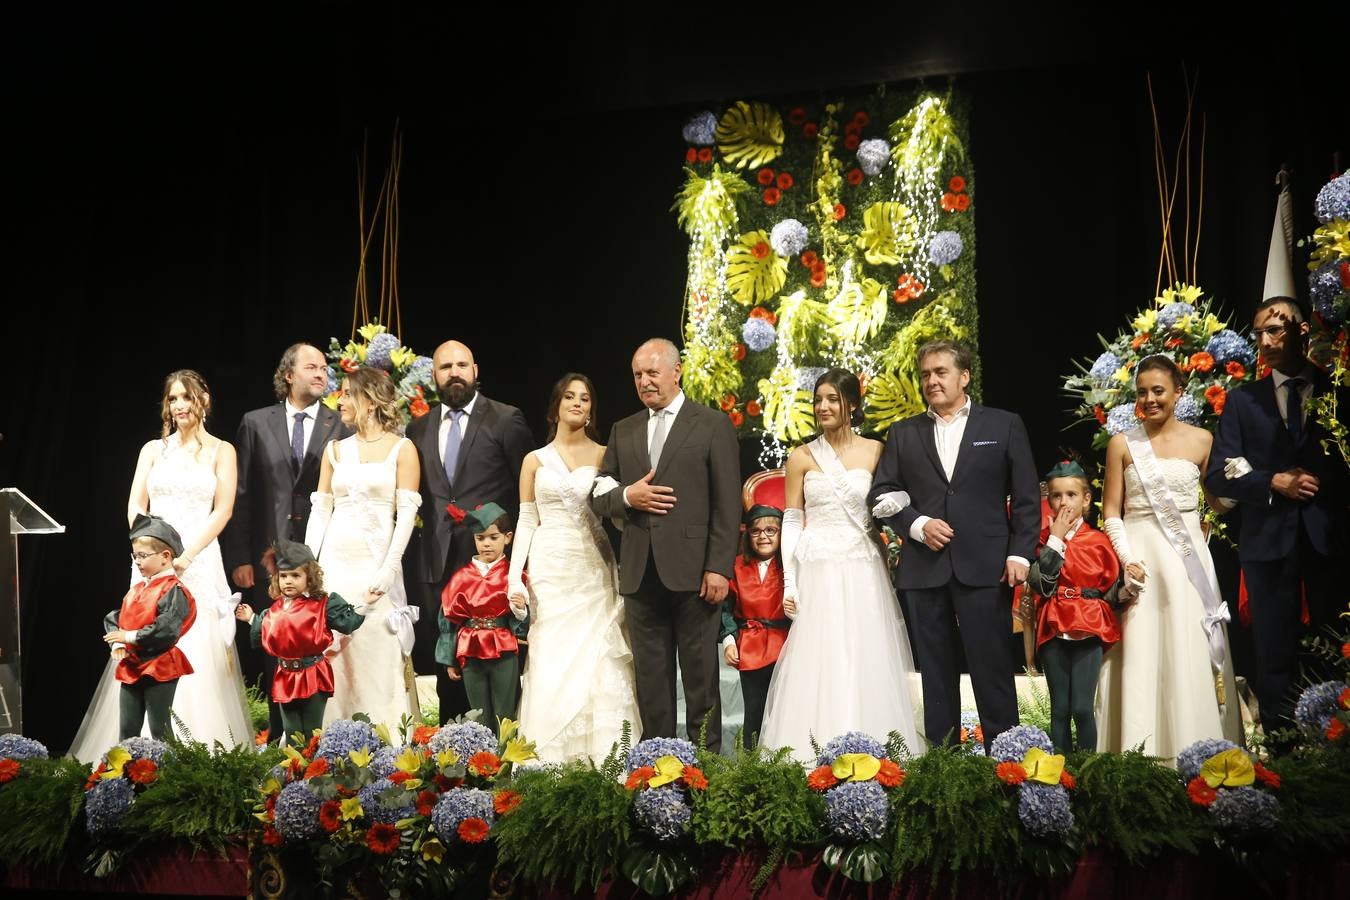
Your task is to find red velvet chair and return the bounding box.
[742,468,786,513]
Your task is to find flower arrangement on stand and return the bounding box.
[807,731,907,883]
[619,737,707,895]
[325,322,437,427]
[0,735,49,783]
[1304,173,1349,466]
[1293,681,1350,745]
[83,737,169,838]
[989,726,1078,841]
[1178,739,1281,841]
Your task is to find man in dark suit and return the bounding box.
[1204,296,1349,739]
[868,340,1040,749]
[406,340,533,724]
[223,342,350,739]
[591,338,741,753]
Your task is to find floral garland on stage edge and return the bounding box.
[806,730,907,882]
[1304,172,1349,466]
[325,321,437,428]
[676,91,980,466]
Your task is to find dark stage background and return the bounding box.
[4,6,1341,751]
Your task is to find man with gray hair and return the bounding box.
[592,338,742,752]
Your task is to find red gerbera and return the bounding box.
[892,290,910,304]
[803,122,818,139]
[335,785,357,798]
[787,106,807,126]
[626,766,655,791]
[800,250,818,268]
[996,762,1027,785]
[1253,764,1281,790]
[757,168,776,186]
[729,411,745,427]
[262,824,284,846]
[1131,333,1151,350]
[806,766,838,791]
[1342,642,1350,660]
[254,729,270,747]
[433,773,455,793]
[416,789,437,817]
[949,175,966,192]
[1328,719,1347,741]
[446,503,466,523]
[844,121,862,138]
[1340,687,1350,709]
[832,203,846,221]
[494,790,522,814]
[304,757,329,780]
[412,725,438,746]
[697,147,713,164]
[763,188,781,206]
[810,268,827,288]
[409,397,430,418]
[458,817,491,843]
[776,172,794,190]
[367,822,401,855]
[1094,405,1107,425]
[1205,385,1227,413]
[0,759,19,783]
[1190,352,1215,373]
[719,393,737,412]
[303,734,321,759]
[318,800,342,833]
[288,756,305,777]
[265,792,278,820]
[941,193,958,212]
[955,193,971,211]
[388,770,413,786]
[746,400,762,417]
[843,133,861,151]
[127,758,158,785]
[847,167,864,186]
[340,357,359,373]
[752,240,770,259]
[682,765,708,791]
[875,759,904,788]
[852,110,870,127]
[685,147,698,164]
[1224,361,1246,379]
[468,752,501,777]
[1187,776,1217,806]
[1059,771,1077,790]
[733,343,747,361]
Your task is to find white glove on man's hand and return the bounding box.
[1223,457,1252,479]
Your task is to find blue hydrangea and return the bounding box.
[1204,329,1256,367]
[1017,783,1074,837]
[817,731,886,767]
[365,332,401,371]
[1175,393,1202,425]
[1089,351,1122,383]
[1293,681,1344,733]
[268,762,294,785]
[316,719,382,761]
[115,737,168,765]
[430,787,494,843]
[989,725,1053,763]
[796,367,828,392]
[1210,786,1280,835]
[856,138,891,177]
[429,721,496,761]
[928,231,964,266]
[274,780,322,841]
[0,735,49,760]
[742,317,777,352]
[1176,739,1242,781]
[1155,302,1196,329]
[1314,173,1349,224]
[626,737,698,772]
[1309,260,1347,323]
[405,355,433,384]
[85,777,135,836]
[326,365,340,395]
[824,780,889,841]
[633,785,693,842]
[770,218,809,258]
[369,745,405,780]
[358,777,416,824]
[1105,403,1140,436]
[682,111,718,146]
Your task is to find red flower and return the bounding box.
[810,268,827,288]
[1341,688,1350,709]
[807,765,838,791]
[1225,361,1246,379]
[1190,352,1215,373]
[752,241,770,259]
[0,759,19,783]
[895,274,925,300]
[1059,771,1077,790]
[852,110,870,127]
[847,168,864,186]
[1187,775,1217,806]
[288,757,305,777]
[1205,384,1227,413]
[746,400,762,417]
[1164,336,1184,349]
[412,725,438,746]
[265,792,278,820]
[1340,260,1350,289]
[1253,764,1281,790]
[416,789,437,817]
[367,822,401,855]
[494,790,522,814]
[682,766,708,791]
[803,122,818,139]
[410,397,430,418]
[626,766,655,791]
[685,148,698,164]
[318,800,342,833]
[127,758,158,785]
[996,762,1027,785]
[776,172,794,190]
[468,752,501,777]
[843,133,861,151]
[254,729,270,747]
[446,503,466,523]
[1131,333,1150,350]
[762,188,781,206]
[303,734,321,759]
[262,824,284,846]
[729,411,745,427]
[458,817,490,843]
[733,343,747,361]
[388,770,413,786]
[752,306,777,325]
[340,357,360,373]
[955,193,971,211]
[1343,642,1350,660]
[949,175,966,192]
[719,393,737,412]
[832,203,846,221]
[875,759,905,788]
[697,147,713,164]
[433,774,455,793]
[844,122,862,139]
[892,290,910,304]
[335,785,356,798]
[1328,719,1347,741]
[787,106,807,126]
[800,250,818,268]
[941,193,958,212]
[757,168,776,186]
[304,757,329,780]
[1094,405,1107,425]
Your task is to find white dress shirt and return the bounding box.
[284,398,322,458]
[1270,365,1314,428]
[440,392,480,467]
[622,391,686,507]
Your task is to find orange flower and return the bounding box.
[875,759,904,788]
[746,400,762,417]
[949,175,966,192]
[892,290,910,304]
[847,167,864,186]
[1187,775,1217,806]
[0,759,19,783]
[335,785,356,798]
[1190,352,1215,373]
[412,725,439,746]
[265,793,278,820]
[729,411,745,427]
[734,343,747,361]
[1059,771,1077,790]
[757,168,776,186]
[776,172,794,190]
[803,122,818,138]
[955,193,970,211]
[697,147,713,164]
[1164,336,1183,348]
[685,148,698,164]
[1225,361,1246,379]
[833,203,846,221]
[304,734,321,759]
[85,762,108,791]
[458,817,490,843]
[288,757,305,777]
[433,774,455,792]
[416,790,437,817]
[389,770,413,786]
[1094,405,1106,425]
[852,110,870,127]
[807,765,838,791]
[1328,719,1347,741]
[1342,642,1350,660]
[1253,764,1281,790]
[367,822,401,855]
[318,800,342,833]
[787,106,807,126]
[254,729,270,747]
[1131,333,1150,350]
[1341,688,1350,709]
[468,752,501,777]
[263,824,284,846]
[800,251,818,268]
[941,193,958,212]
[304,757,330,780]
[996,762,1027,785]
[410,397,430,418]
[763,188,781,206]
[1205,384,1227,411]
[843,133,861,151]
[626,766,655,791]
[494,790,522,814]
[752,241,770,259]
[719,393,737,412]
[127,759,158,785]
[810,268,827,288]
[682,765,708,791]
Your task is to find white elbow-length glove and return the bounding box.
[507,502,539,621]
[370,489,422,596]
[305,492,334,558]
[780,508,804,619]
[1102,517,1145,591]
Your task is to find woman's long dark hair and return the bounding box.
[545,372,601,442]
[813,367,864,429]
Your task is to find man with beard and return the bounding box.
[407,340,533,723]
[224,342,350,742]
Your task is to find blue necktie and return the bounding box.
[444,409,465,490]
[1286,377,1304,445]
[291,411,308,471]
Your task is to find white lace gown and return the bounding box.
[1096,458,1242,759]
[69,434,253,761]
[758,468,921,763]
[319,437,418,732]
[517,451,641,764]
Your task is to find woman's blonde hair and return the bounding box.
[159,369,211,439]
[344,367,401,434]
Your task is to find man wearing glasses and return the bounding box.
[1204,296,1349,745]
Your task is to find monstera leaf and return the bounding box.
[776,290,831,357]
[857,202,917,266]
[715,101,785,170]
[725,231,788,306]
[829,278,888,345]
[760,366,817,443]
[864,370,925,432]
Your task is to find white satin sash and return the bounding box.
[806,437,873,538]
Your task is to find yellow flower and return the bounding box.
[1200,748,1255,788]
[436,749,460,769]
[1204,314,1225,334]
[340,797,365,821]
[395,747,423,774]
[357,322,387,341]
[1113,367,1131,383]
[1155,287,1176,307]
[389,346,416,369]
[1133,308,1158,332]
[502,736,538,766]
[348,748,373,768]
[831,753,882,782]
[1175,284,1203,303]
[102,747,131,780]
[646,755,686,789]
[1021,747,1065,785]
[421,837,446,864]
[375,723,394,747]
[259,777,281,797]
[497,718,519,743]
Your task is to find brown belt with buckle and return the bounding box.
[464,616,510,630]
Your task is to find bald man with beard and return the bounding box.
[407,341,534,723]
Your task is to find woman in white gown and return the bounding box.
[1097,355,1242,759]
[71,371,252,761]
[509,373,641,764]
[759,369,920,762]
[305,366,422,735]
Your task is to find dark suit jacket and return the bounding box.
[407,395,534,582]
[222,403,349,573]
[591,397,742,595]
[1203,370,1348,563]
[868,404,1040,590]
